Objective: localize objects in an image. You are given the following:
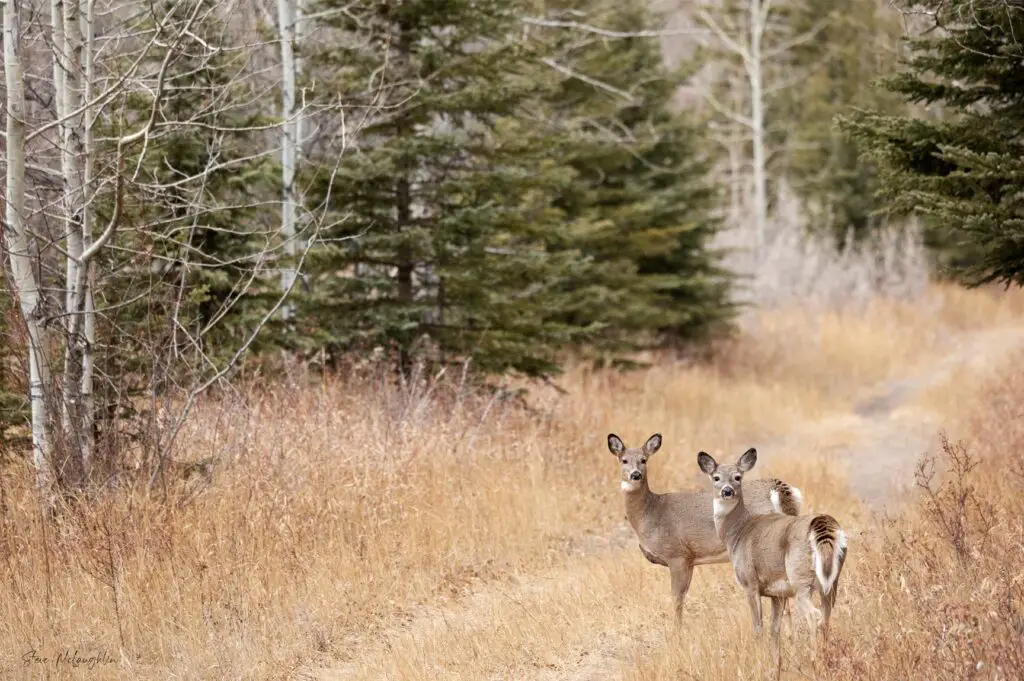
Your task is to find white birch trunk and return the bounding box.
[53,0,90,479]
[749,0,767,256]
[4,0,54,492]
[79,0,96,475]
[295,0,309,253]
[50,0,66,133]
[278,0,299,313]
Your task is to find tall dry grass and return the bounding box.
[635,366,1024,681]
[1,285,1023,680]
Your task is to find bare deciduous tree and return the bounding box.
[51,0,94,476]
[694,0,829,255]
[1,0,352,506]
[277,0,302,311]
[3,0,54,492]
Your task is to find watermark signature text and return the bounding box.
[21,648,117,671]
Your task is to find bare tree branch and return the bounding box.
[763,16,831,61]
[522,16,710,39]
[697,9,751,65]
[540,57,634,102]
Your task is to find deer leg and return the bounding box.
[793,584,820,628]
[795,588,823,660]
[669,561,694,626]
[746,588,763,638]
[820,577,839,644]
[770,597,785,681]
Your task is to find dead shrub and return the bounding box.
[913,434,997,565]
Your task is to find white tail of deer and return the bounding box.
[698,447,848,679]
[606,433,803,624]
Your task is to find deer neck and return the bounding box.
[713,492,751,550]
[622,479,654,533]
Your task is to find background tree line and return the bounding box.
[1,0,1020,500]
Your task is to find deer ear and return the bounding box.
[643,433,662,456]
[697,451,717,475]
[607,434,625,456]
[737,448,758,472]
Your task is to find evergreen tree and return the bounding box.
[775,0,905,239]
[0,288,28,440]
[841,0,1024,284]
[535,0,732,349]
[303,0,591,378]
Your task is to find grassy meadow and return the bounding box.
[1,283,1023,680]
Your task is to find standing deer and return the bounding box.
[697,447,848,678]
[607,433,803,624]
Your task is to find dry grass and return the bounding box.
[636,352,1024,681]
[1,285,1024,680]
[929,282,1024,331]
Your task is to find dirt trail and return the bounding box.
[753,326,1024,511]
[303,326,1024,681]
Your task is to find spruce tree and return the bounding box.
[0,289,28,438]
[303,0,590,378]
[841,0,1024,284]
[535,0,731,349]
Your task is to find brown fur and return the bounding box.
[809,515,845,610]
[698,448,848,678]
[607,434,804,623]
[769,478,803,516]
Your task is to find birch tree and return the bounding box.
[277,0,315,319]
[80,0,97,477]
[1,0,341,502]
[51,0,94,478]
[3,0,54,491]
[278,0,300,310]
[694,0,829,255]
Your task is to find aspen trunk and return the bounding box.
[54,0,91,481]
[79,0,96,475]
[278,0,300,313]
[4,0,55,493]
[749,0,767,256]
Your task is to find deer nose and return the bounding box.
[721,486,734,498]
[630,471,642,481]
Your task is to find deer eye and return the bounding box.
[621,458,627,464]
[712,475,721,482]
[640,458,647,464]
[734,475,742,482]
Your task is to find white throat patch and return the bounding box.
[620,480,642,493]
[713,497,739,517]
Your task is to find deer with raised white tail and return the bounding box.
[607,433,803,624]
[697,447,848,678]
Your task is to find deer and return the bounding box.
[607,433,803,624]
[697,447,848,679]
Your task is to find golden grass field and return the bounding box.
[2,283,1024,680]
